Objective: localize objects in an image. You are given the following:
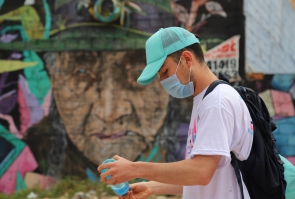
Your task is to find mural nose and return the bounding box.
[101,98,132,123]
[97,84,132,123]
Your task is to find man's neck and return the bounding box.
[192,68,218,97]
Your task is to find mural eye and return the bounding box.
[78,68,87,73]
[73,68,96,79]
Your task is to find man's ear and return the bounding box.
[181,50,193,68]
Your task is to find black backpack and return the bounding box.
[202,74,286,199]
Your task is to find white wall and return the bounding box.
[244,0,295,74]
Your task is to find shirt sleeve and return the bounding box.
[189,106,234,168]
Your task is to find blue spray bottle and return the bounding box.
[101,159,130,196]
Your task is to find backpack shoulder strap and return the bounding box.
[202,80,230,100]
[231,152,245,199]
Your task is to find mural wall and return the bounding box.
[0,0,177,194]
[0,0,294,195]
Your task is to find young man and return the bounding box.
[97,27,253,199]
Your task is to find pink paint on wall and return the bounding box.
[17,81,30,136]
[41,88,51,116]
[0,146,38,194]
[271,90,295,117]
[286,157,295,166]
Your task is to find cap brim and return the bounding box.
[137,56,167,85]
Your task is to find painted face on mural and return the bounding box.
[45,51,169,164]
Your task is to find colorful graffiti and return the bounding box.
[244,74,295,165]
[0,0,176,194]
[0,0,294,196]
[0,0,52,194]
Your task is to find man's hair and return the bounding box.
[169,35,205,65]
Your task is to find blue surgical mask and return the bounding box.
[160,57,194,98]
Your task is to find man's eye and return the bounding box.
[164,70,168,74]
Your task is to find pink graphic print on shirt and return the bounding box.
[248,121,254,135]
[186,118,197,158]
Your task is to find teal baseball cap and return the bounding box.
[137,27,200,85]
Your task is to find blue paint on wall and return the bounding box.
[273,117,295,156]
[271,74,295,92]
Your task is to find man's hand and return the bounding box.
[97,155,135,184]
[119,182,153,199]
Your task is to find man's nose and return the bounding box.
[96,82,132,123]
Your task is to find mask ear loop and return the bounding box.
[175,56,182,74]
[189,66,191,82]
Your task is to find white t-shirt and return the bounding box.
[183,84,253,199]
